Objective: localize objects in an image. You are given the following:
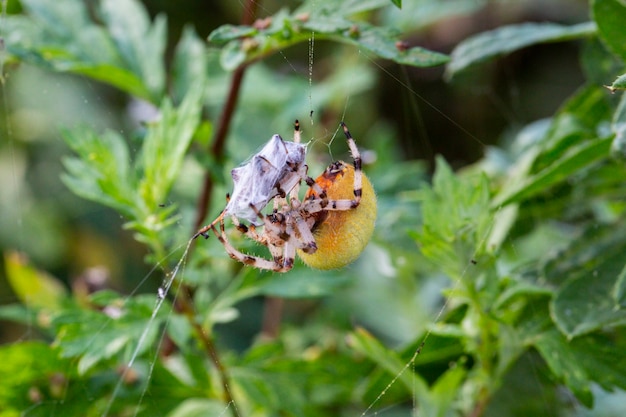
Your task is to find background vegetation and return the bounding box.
[2,0,626,416]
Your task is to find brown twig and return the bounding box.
[193,0,260,232]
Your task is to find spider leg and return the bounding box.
[281,234,296,270]
[341,122,362,206]
[288,164,309,206]
[249,203,288,241]
[293,214,317,254]
[299,197,357,213]
[211,219,293,272]
[194,210,225,239]
[294,119,301,144]
[297,123,364,215]
[230,214,287,264]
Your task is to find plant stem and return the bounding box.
[174,284,238,414]
[193,0,260,232]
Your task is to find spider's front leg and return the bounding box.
[213,214,294,272]
[193,211,225,239]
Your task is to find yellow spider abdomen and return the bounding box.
[298,163,377,270]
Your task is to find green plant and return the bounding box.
[2,0,626,416]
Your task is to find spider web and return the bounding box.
[0,1,574,416]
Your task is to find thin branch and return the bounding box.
[193,67,247,231]
[193,0,260,232]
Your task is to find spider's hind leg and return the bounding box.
[340,122,363,206]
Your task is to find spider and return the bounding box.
[194,121,377,272]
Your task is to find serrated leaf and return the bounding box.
[4,252,67,310]
[100,0,166,101]
[592,0,626,61]
[7,0,160,101]
[54,295,168,374]
[446,22,596,78]
[413,156,492,278]
[61,127,136,216]
[138,83,204,209]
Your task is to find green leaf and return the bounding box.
[230,367,306,415]
[613,262,626,307]
[412,156,492,279]
[61,127,136,216]
[348,328,464,417]
[171,25,210,103]
[296,0,391,16]
[534,330,626,407]
[581,38,624,86]
[608,73,626,92]
[166,399,229,417]
[208,24,257,44]
[592,0,626,61]
[209,9,448,71]
[610,93,626,158]
[138,83,204,210]
[0,304,38,326]
[0,342,68,412]
[7,0,160,101]
[255,267,350,297]
[3,251,67,310]
[100,0,167,101]
[547,223,626,337]
[338,22,449,67]
[390,0,402,8]
[492,136,613,207]
[446,22,596,78]
[54,293,168,374]
[347,328,429,397]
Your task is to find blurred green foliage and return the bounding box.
[2,0,626,416]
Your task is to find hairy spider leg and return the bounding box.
[211,217,295,272]
[341,122,363,206]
